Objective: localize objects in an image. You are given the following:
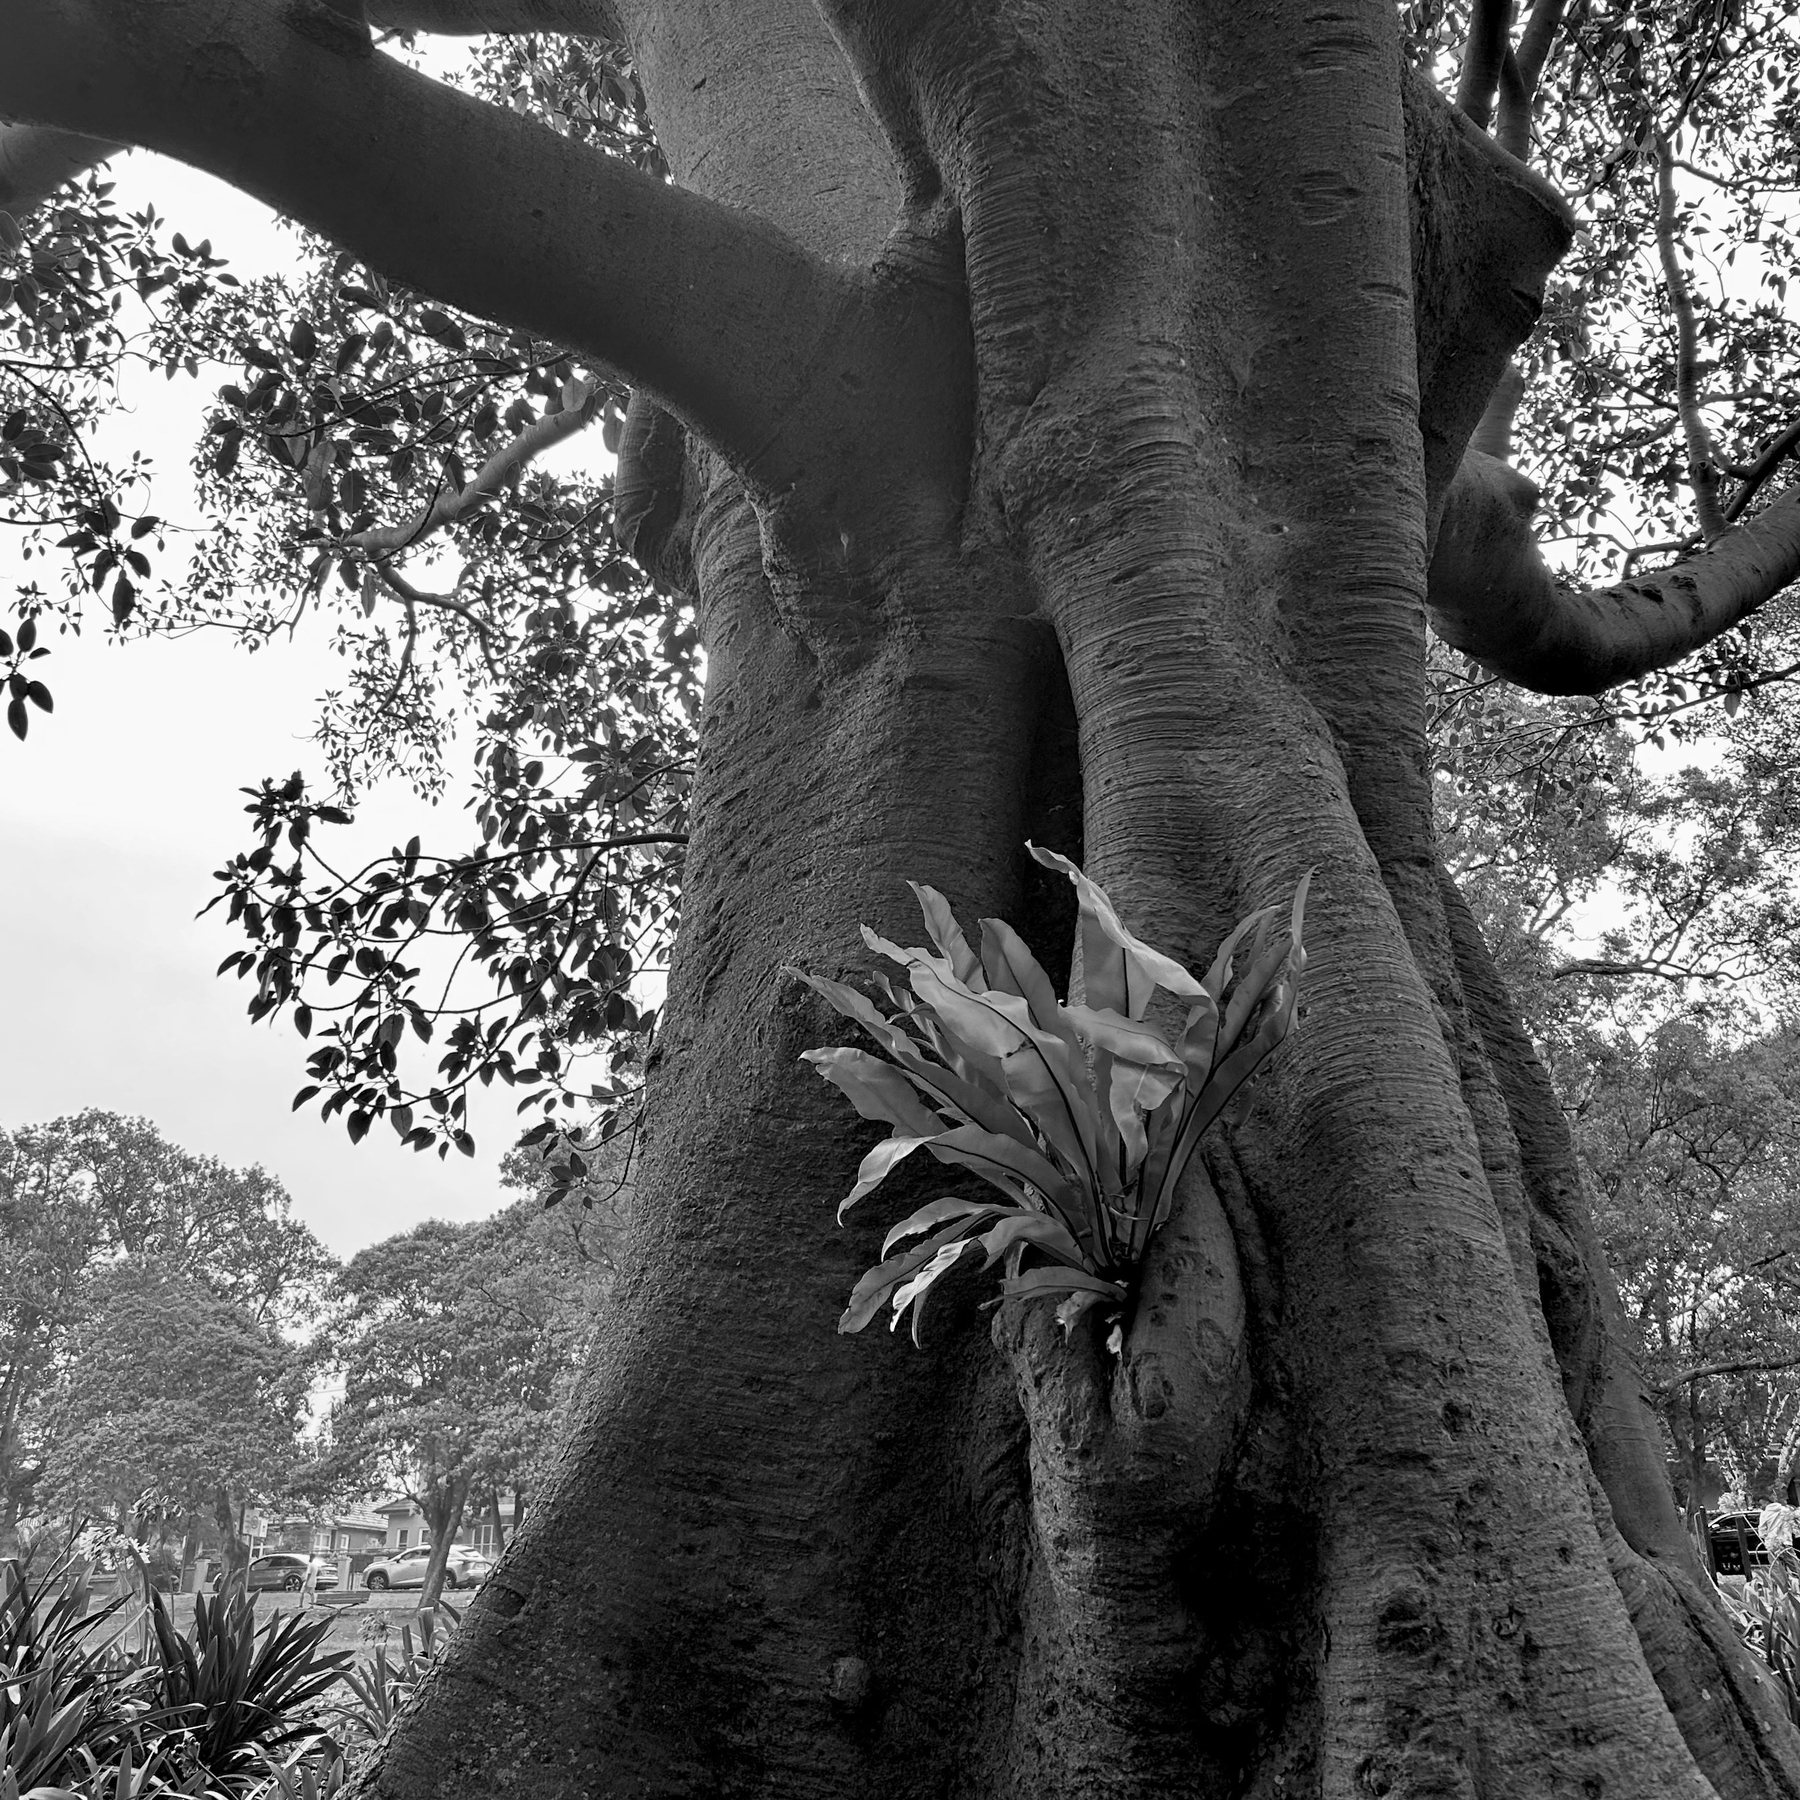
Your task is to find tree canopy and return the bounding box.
[310,1190,607,1603]
[0,1111,329,1547]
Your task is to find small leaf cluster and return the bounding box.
[207,751,684,1164]
[0,613,51,739]
[793,848,1308,1345]
[2,177,234,642]
[468,33,668,179]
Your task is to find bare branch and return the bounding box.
[1551,957,1726,983]
[1652,1353,1800,1394]
[1655,130,1728,542]
[348,383,601,557]
[2,0,866,480]
[1429,449,1800,693]
[0,120,118,215]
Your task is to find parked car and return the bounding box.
[361,1545,494,1591]
[1709,1510,1769,1578]
[241,1552,339,1592]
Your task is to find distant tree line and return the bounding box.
[0,1110,615,1590]
[1440,662,1800,1508]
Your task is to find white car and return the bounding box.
[360,1545,494,1591]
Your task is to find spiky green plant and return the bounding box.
[139,1577,350,1795]
[0,1557,144,1793]
[332,1604,457,1751]
[791,845,1308,1343]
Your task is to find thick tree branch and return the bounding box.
[1405,72,1575,529]
[366,0,615,30]
[2,0,863,482]
[1656,131,1729,542]
[0,121,118,215]
[1726,421,1800,522]
[1495,0,1568,159]
[1428,448,1800,693]
[1470,361,1527,460]
[1456,0,1516,130]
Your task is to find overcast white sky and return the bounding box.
[0,150,608,1258]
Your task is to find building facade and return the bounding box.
[375,1492,520,1555]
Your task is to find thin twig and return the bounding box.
[1655,129,1728,542]
[365,561,503,680]
[374,596,418,722]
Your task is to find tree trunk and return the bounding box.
[212,1486,248,1578]
[11,0,1800,1794]
[418,1479,470,1610]
[354,0,1800,1790]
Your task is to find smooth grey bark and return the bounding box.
[1429,450,1800,691]
[0,122,117,215]
[11,0,1800,1794]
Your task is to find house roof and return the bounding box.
[262,1511,388,1532]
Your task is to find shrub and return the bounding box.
[0,1558,143,1792]
[139,1580,350,1794]
[0,1556,369,1800]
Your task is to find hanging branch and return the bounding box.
[1655,129,1729,543]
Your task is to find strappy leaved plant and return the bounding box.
[791,845,1308,1343]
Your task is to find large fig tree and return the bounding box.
[11,0,1800,1793]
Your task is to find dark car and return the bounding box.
[1709,1510,1769,1577]
[242,1552,339,1592]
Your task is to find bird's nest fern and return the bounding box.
[790,845,1309,1345]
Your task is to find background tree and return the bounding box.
[33,1261,310,1576]
[18,0,1800,1795]
[1578,1022,1800,1504]
[0,1112,329,1551]
[316,1198,603,1607]
[1436,656,1800,1506]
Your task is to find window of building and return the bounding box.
[396,1529,408,1549]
